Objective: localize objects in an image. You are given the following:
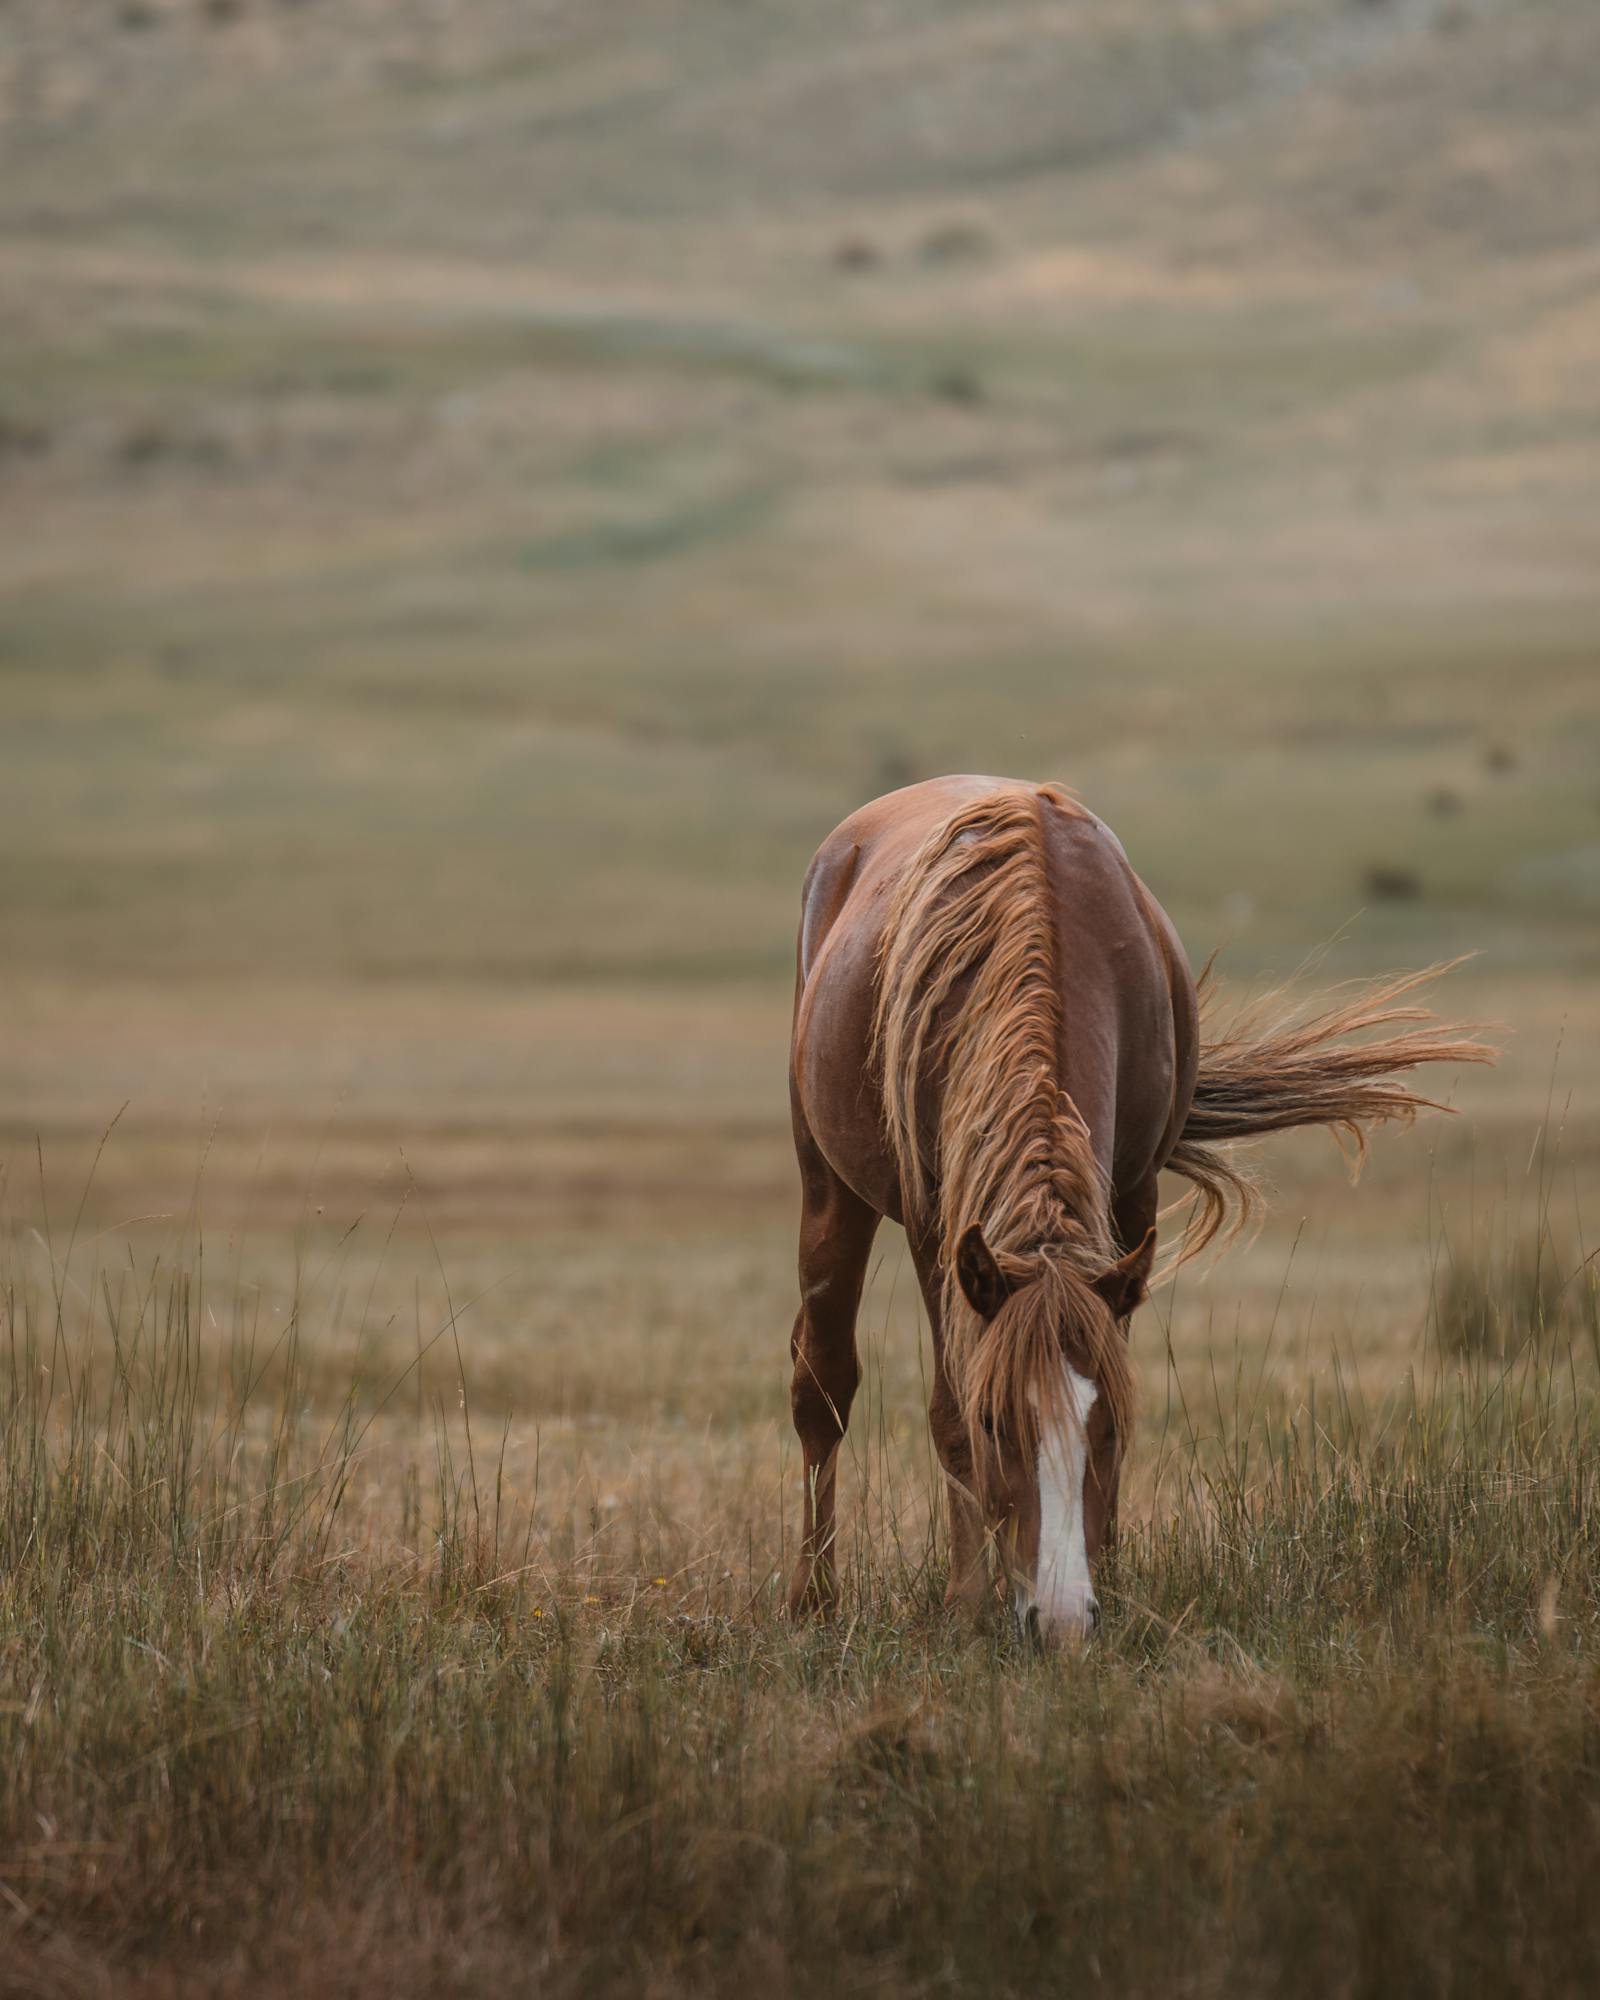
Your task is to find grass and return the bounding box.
[5,1147,1600,1995]
[1432,1238,1596,1360]
[3,1,1600,1989]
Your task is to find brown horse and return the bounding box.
[786,776,1488,1641]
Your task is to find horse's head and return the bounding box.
[952,1221,1155,1645]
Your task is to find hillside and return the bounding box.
[1,0,1598,983]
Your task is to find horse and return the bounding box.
[785,775,1489,1642]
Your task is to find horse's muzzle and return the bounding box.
[1019,1595,1100,1649]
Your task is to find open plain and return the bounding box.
[3,1,1600,1992]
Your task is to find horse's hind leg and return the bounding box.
[787,1121,879,1619]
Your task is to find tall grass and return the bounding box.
[4,1181,1600,1996]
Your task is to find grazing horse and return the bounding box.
[786,776,1487,1640]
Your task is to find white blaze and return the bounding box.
[1024,1366,1099,1638]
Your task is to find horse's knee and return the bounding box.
[789,1331,859,1447]
[790,1364,859,1441]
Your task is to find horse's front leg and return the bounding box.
[931,1358,991,1619]
[1101,1176,1160,1556]
[786,1124,879,1619]
[911,1239,990,1620]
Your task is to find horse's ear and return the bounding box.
[955,1224,1011,1320]
[1092,1226,1157,1321]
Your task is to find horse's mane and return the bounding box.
[873,787,1135,1461]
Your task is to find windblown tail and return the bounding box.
[1166,963,1495,1262]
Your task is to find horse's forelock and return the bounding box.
[957,1251,1134,1468]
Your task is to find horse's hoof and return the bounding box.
[787,1563,838,1621]
[942,1578,992,1628]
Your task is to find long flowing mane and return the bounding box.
[872,787,1134,1460]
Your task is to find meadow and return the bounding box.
[3,0,1600,1992]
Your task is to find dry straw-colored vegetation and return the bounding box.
[4,1148,1600,1996]
[4,0,1600,1991]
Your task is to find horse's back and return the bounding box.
[791,777,1195,1217]
[791,781,992,1214]
[1033,788,1196,1186]
[796,776,1006,971]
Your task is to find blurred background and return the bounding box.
[1,0,1597,1415]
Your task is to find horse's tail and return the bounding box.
[873,786,1135,1457]
[1165,963,1496,1262]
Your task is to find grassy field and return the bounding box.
[6,1143,1600,1996]
[3,0,1600,1992]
